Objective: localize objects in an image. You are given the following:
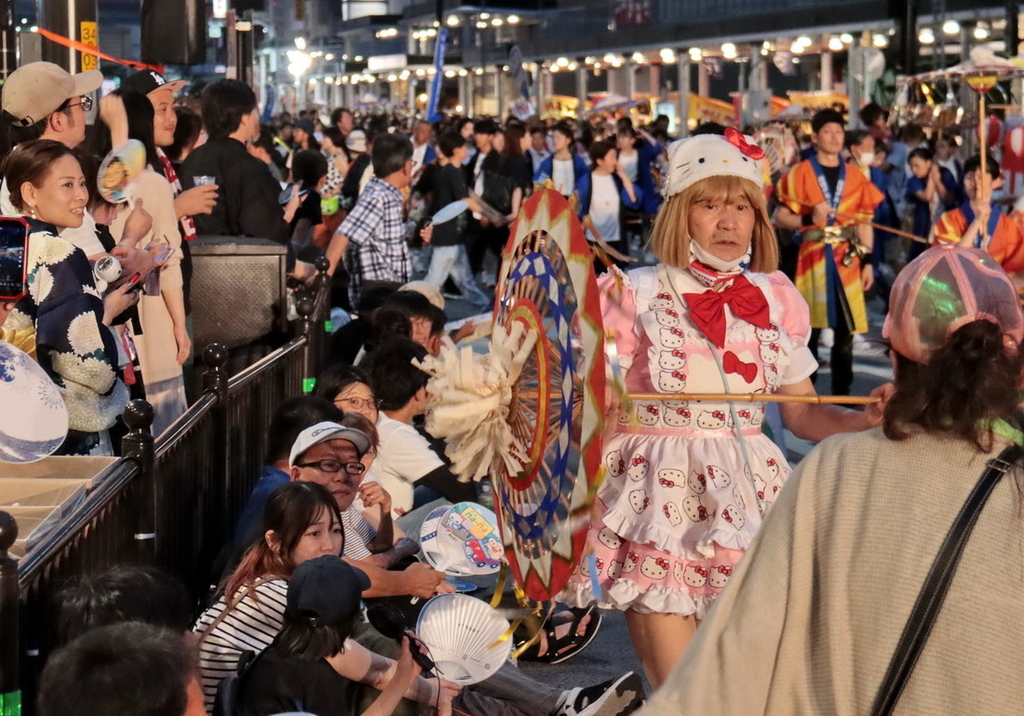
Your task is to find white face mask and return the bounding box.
[857,151,876,167]
[689,239,751,273]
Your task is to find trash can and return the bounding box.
[188,236,288,375]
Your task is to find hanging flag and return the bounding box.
[507,44,536,119]
[262,83,276,124]
[508,45,530,100]
[426,28,447,122]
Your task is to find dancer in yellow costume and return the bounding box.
[775,109,883,395]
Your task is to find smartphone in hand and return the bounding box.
[0,217,30,302]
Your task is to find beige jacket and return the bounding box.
[640,427,1024,715]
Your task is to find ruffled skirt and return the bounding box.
[563,429,791,618]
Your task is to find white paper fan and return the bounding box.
[415,594,512,684]
[420,502,503,576]
[0,341,68,463]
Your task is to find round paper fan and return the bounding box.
[415,593,512,685]
[0,340,68,463]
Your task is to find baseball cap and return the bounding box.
[287,555,371,627]
[294,117,316,135]
[2,62,103,127]
[664,128,765,200]
[289,421,372,466]
[883,245,1024,364]
[121,69,187,97]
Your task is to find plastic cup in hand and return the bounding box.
[193,175,216,186]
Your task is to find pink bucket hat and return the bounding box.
[883,245,1024,363]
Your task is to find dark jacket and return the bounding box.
[180,137,290,244]
[465,150,515,215]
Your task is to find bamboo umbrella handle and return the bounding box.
[627,392,880,405]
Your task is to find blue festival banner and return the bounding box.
[508,44,530,100]
[261,83,276,124]
[426,28,447,122]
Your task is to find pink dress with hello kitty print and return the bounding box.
[563,264,817,618]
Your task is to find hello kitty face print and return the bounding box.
[664,132,765,200]
[605,449,625,477]
[639,555,670,580]
[658,349,687,371]
[708,564,733,588]
[659,327,686,348]
[636,403,661,426]
[663,401,692,428]
[681,564,708,588]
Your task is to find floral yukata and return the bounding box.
[5,220,128,455]
[564,263,817,618]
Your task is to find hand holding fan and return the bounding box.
[97,140,147,204]
[415,593,512,684]
[420,501,503,577]
[428,200,469,226]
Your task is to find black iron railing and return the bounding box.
[0,260,331,713]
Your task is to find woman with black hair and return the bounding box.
[289,148,329,261]
[314,364,380,424]
[2,139,130,454]
[96,89,190,435]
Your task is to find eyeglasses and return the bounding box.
[335,397,380,412]
[66,96,94,112]
[295,459,366,476]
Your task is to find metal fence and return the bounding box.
[0,266,331,714]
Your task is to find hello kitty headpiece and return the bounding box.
[664,128,765,199]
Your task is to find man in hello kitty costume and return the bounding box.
[563,127,886,690]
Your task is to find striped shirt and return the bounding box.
[341,506,377,561]
[193,579,288,710]
[193,514,376,709]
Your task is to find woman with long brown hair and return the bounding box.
[195,481,346,709]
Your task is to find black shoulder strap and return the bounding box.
[870,443,1023,716]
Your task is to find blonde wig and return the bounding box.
[648,174,779,274]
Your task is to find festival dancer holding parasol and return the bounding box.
[562,130,887,688]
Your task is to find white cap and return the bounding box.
[400,280,445,310]
[664,128,765,200]
[289,421,372,466]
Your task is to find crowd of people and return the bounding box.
[5,57,1024,716]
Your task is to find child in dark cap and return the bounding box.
[236,555,421,716]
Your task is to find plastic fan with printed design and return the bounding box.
[420,501,503,577]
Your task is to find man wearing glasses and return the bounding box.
[288,420,451,600]
[0,61,154,278]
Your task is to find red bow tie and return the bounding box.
[683,274,771,348]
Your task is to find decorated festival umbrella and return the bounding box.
[897,48,1024,245]
[416,189,606,604]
